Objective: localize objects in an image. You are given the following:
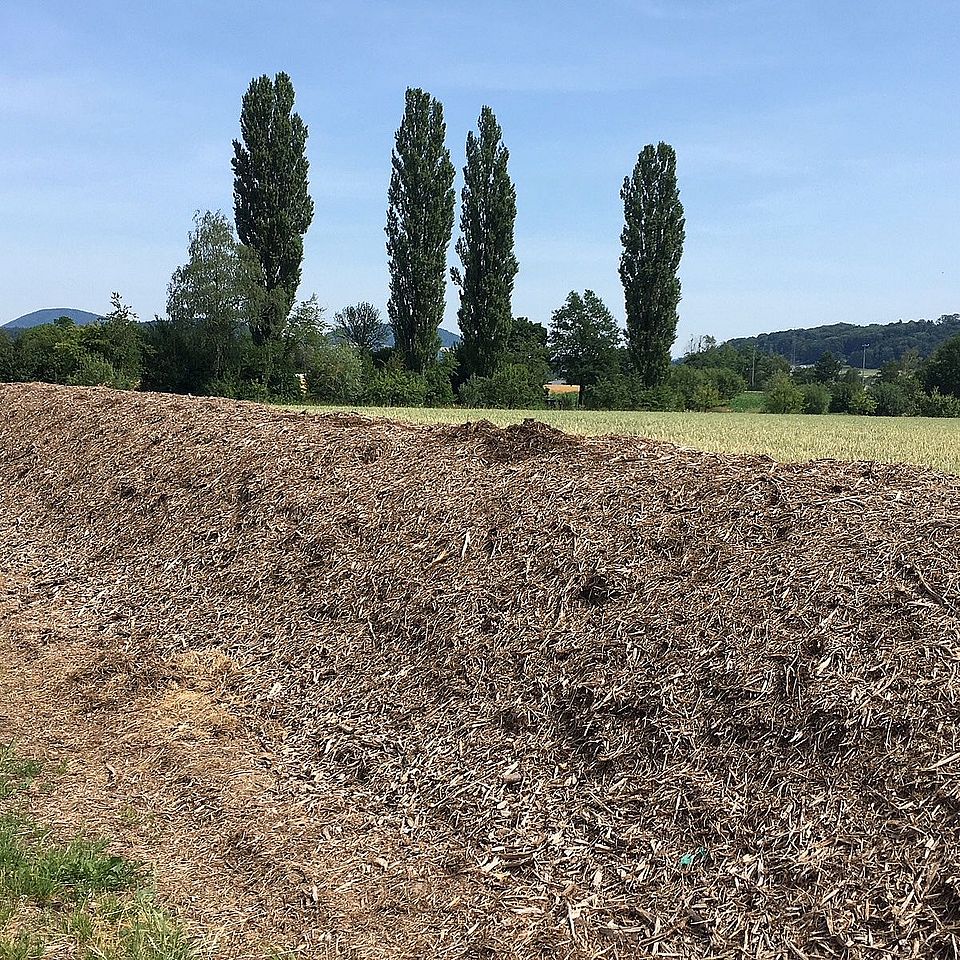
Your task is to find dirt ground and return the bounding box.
[0,561,572,960]
[0,560,314,956]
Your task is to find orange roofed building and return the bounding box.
[544,380,580,406]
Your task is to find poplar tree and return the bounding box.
[452,106,518,379]
[232,72,314,345]
[619,142,685,387]
[385,88,455,372]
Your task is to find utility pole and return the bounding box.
[861,343,869,377]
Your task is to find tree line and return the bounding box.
[4,71,958,417]
[758,346,960,417]
[0,72,690,410]
[672,338,960,417]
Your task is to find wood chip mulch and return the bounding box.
[2,382,959,959]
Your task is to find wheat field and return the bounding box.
[282,404,960,475]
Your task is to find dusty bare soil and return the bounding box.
[0,563,518,959]
[2,382,960,959]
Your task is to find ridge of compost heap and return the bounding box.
[1,382,959,959]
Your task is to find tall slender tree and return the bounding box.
[385,88,455,372]
[452,106,518,380]
[232,72,314,346]
[619,142,685,387]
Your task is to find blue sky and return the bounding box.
[1,0,958,347]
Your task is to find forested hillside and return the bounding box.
[2,308,101,330]
[725,314,960,366]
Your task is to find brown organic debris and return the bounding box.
[2,382,960,959]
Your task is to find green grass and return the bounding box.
[280,402,960,476]
[0,753,41,802]
[0,748,194,960]
[0,819,136,901]
[727,390,765,413]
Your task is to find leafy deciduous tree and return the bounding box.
[503,317,551,384]
[813,351,843,383]
[548,291,622,393]
[147,211,259,393]
[333,302,389,355]
[82,293,143,382]
[870,381,918,417]
[924,335,960,397]
[283,294,328,376]
[458,316,552,409]
[801,382,832,414]
[304,340,365,404]
[0,330,14,381]
[763,373,804,414]
[920,389,960,417]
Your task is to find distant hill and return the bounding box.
[380,327,461,349]
[2,308,101,331]
[725,314,960,367]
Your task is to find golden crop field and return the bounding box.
[283,403,960,476]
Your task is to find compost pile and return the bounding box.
[2,382,960,959]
